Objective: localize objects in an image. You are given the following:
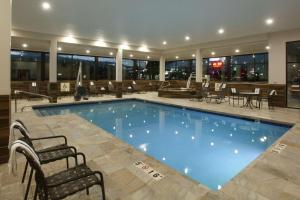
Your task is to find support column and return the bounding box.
[49,39,58,83]
[159,56,165,81]
[48,39,58,102]
[115,48,123,98]
[0,0,11,163]
[195,49,203,82]
[116,48,123,82]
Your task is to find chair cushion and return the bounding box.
[37,144,75,163]
[46,165,99,200]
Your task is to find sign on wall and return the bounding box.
[60,82,70,92]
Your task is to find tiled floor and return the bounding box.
[1,92,300,200]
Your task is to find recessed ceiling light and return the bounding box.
[147,56,151,59]
[130,54,133,58]
[218,28,225,34]
[265,46,270,50]
[163,41,167,45]
[41,2,51,10]
[175,56,179,59]
[22,43,28,48]
[120,41,130,50]
[57,47,62,51]
[192,54,195,57]
[265,18,274,25]
[138,44,149,52]
[109,52,114,56]
[235,49,240,53]
[211,51,216,56]
[86,49,90,54]
[185,36,190,41]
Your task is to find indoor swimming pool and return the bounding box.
[34,99,291,190]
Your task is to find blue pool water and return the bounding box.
[35,99,291,190]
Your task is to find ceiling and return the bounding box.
[12,0,300,49]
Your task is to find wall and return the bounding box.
[0,0,11,163]
[268,28,300,84]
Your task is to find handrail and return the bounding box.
[21,106,33,112]
[14,90,53,113]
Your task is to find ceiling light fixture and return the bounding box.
[86,49,90,54]
[265,46,270,50]
[163,41,167,45]
[211,51,216,56]
[109,52,114,56]
[120,42,130,50]
[57,47,62,51]
[138,45,149,52]
[41,2,51,10]
[265,18,274,25]
[147,56,151,59]
[63,35,77,43]
[22,43,28,48]
[185,36,190,41]
[175,56,179,59]
[192,54,195,57]
[235,49,240,53]
[218,28,225,34]
[130,54,133,58]
[95,39,107,47]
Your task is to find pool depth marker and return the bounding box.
[134,161,164,181]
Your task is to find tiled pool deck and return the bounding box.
[1,92,300,200]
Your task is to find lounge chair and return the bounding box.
[206,83,226,103]
[99,85,107,96]
[89,81,98,96]
[268,90,277,109]
[107,81,115,94]
[10,120,79,200]
[201,82,210,101]
[14,142,106,200]
[28,82,40,100]
[131,81,140,93]
[190,82,208,102]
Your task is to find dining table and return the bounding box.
[239,92,259,109]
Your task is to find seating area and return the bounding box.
[9,120,106,200]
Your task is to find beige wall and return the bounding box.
[268,29,300,84]
[0,0,11,94]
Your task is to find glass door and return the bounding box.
[286,41,300,108]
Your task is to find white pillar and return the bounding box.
[0,0,11,95]
[195,49,203,82]
[116,48,123,81]
[159,56,165,81]
[49,39,58,82]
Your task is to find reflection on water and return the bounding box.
[36,100,290,190]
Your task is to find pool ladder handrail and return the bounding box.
[14,90,53,112]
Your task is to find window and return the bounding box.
[286,41,300,108]
[57,54,76,80]
[123,59,159,80]
[203,53,268,82]
[97,57,116,80]
[165,59,195,80]
[57,54,95,80]
[11,50,49,81]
